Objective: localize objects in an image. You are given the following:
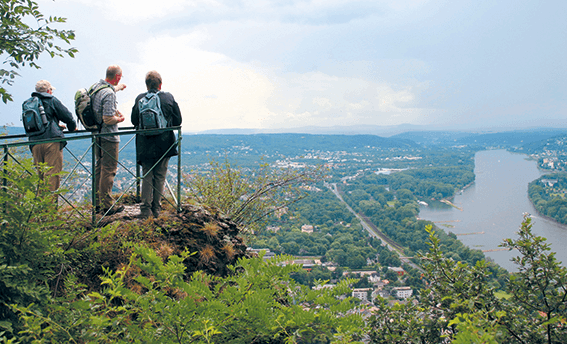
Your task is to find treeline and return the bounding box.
[339,169,507,287]
[250,161,507,290]
[528,172,567,224]
[349,165,475,200]
[249,187,426,290]
[251,188,402,267]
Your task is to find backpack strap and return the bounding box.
[88,83,112,96]
[35,96,51,125]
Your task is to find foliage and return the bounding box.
[528,172,567,224]
[0,159,66,338]
[0,0,77,103]
[13,247,366,343]
[369,215,567,343]
[186,159,324,231]
[501,214,567,344]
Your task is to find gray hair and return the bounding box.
[35,80,54,93]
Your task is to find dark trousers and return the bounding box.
[140,157,169,216]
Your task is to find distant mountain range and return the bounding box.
[194,124,567,139]
[4,125,567,150]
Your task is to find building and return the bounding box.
[392,286,413,299]
[246,248,275,261]
[388,267,406,276]
[352,288,372,302]
[301,224,314,233]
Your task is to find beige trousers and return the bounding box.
[95,138,119,209]
[32,142,63,192]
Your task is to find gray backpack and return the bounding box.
[21,97,48,136]
[138,91,167,136]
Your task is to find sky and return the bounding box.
[1,0,566,134]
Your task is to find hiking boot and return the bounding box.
[138,210,152,219]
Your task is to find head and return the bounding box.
[35,80,54,94]
[105,65,123,86]
[145,70,162,91]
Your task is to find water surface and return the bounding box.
[419,149,567,271]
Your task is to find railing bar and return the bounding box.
[177,126,182,213]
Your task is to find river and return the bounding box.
[418,149,567,271]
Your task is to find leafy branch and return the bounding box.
[0,0,77,103]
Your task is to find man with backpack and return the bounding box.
[91,65,126,215]
[131,71,182,218]
[24,80,77,193]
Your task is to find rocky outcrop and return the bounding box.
[77,203,249,291]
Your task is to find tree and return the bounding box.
[369,215,567,343]
[501,214,567,344]
[186,159,324,231]
[0,0,77,103]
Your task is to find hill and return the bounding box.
[392,128,567,147]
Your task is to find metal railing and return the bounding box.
[0,126,182,226]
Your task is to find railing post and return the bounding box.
[136,163,141,201]
[91,134,97,224]
[135,134,140,201]
[177,126,182,213]
[2,145,7,214]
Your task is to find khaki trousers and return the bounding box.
[140,158,169,216]
[32,142,63,192]
[95,138,119,209]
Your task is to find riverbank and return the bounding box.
[440,199,463,211]
[527,195,567,228]
[416,149,567,271]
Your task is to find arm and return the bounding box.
[131,94,141,127]
[169,94,182,126]
[53,97,77,131]
[114,83,127,92]
[103,111,125,125]
[100,92,124,125]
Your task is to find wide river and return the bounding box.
[418,149,567,271]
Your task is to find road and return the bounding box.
[326,182,421,270]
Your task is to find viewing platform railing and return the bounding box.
[0,126,182,226]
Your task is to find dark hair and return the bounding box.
[106,65,122,79]
[145,70,162,90]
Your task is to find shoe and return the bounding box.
[101,205,124,216]
[138,211,152,219]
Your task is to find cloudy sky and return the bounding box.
[2,0,566,133]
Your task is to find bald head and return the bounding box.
[105,65,122,86]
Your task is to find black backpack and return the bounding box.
[21,96,49,136]
[74,84,111,131]
[138,91,167,136]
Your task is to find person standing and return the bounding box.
[131,71,182,218]
[91,65,126,215]
[27,80,77,193]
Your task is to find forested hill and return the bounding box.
[183,133,418,154]
[517,133,567,154]
[392,128,567,147]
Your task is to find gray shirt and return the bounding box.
[91,79,119,142]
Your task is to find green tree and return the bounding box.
[0,0,77,103]
[501,215,567,344]
[186,159,323,231]
[369,216,567,343]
